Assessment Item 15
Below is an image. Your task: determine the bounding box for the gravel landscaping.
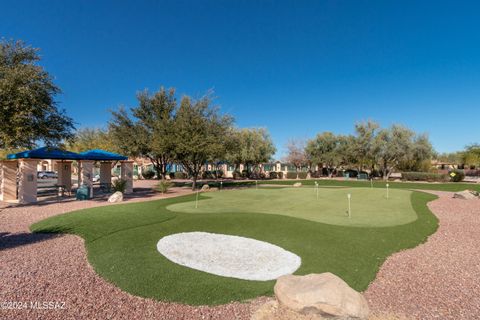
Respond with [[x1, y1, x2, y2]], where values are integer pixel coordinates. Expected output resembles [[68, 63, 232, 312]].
[[0, 183, 265, 319], [365, 191, 480, 319], [157, 232, 301, 281], [1, 184, 479, 319]]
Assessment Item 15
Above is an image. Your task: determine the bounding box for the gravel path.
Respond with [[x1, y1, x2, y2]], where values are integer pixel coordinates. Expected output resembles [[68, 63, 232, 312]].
[[365, 191, 480, 319], [0, 182, 265, 319]]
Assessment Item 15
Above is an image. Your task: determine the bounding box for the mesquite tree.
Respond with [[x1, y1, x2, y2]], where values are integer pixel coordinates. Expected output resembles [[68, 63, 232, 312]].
[[0, 39, 74, 149]]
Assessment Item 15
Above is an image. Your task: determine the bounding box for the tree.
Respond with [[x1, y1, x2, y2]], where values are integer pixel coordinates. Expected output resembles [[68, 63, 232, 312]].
[[109, 88, 176, 179], [172, 95, 233, 190], [306, 132, 345, 177], [0, 39, 74, 149], [397, 133, 435, 172], [462, 144, 480, 168], [284, 139, 307, 174], [225, 128, 276, 176], [374, 125, 416, 179], [351, 120, 379, 171], [68, 127, 117, 153]]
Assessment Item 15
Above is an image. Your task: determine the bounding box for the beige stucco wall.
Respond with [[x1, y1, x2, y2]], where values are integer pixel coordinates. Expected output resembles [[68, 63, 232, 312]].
[[57, 161, 72, 192], [0, 161, 18, 201], [100, 162, 112, 185], [18, 159, 38, 204]]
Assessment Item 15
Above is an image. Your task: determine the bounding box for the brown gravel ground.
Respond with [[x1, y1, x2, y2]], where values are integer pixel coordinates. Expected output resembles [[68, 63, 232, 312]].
[[1, 186, 479, 319], [365, 191, 480, 320], [0, 181, 266, 320]]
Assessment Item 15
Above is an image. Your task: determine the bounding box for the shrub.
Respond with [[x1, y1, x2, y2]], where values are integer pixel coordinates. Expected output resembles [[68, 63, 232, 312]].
[[286, 172, 298, 179], [156, 179, 173, 194], [232, 171, 242, 180], [268, 171, 278, 179], [449, 170, 465, 182], [277, 172, 284, 179], [401, 172, 449, 182], [241, 169, 249, 178], [249, 171, 266, 179], [336, 170, 344, 178], [142, 169, 155, 179], [174, 172, 187, 179], [112, 179, 127, 193], [215, 170, 224, 178], [310, 170, 322, 178], [298, 172, 308, 179]]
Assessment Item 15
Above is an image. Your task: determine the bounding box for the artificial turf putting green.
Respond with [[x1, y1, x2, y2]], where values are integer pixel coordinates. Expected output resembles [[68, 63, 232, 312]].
[[168, 187, 417, 227], [31, 189, 438, 305]]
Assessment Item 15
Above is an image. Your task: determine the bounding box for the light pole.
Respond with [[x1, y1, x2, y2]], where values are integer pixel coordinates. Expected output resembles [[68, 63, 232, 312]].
[[315, 181, 319, 200], [386, 183, 389, 199]]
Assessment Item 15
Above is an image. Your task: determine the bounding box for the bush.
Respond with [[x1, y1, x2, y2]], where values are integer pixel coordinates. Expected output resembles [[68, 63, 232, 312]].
[[268, 171, 278, 179], [249, 171, 266, 179], [112, 179, 128, 193], [241, 169, 249, 178], [336, 170, 344, 178], [277, 172, 284, 179], [232, 171, 242, 180], [174, 172, 187, 179], [215, 170, 224, 178], [310, 170, 322, 178], [286, 172, 298, 179], [142, 169, 155, 179], [449, 170, 465, 182], [401, 172, 449, 182], [298, 172, 308, 179], [156, 179, 173, 194]]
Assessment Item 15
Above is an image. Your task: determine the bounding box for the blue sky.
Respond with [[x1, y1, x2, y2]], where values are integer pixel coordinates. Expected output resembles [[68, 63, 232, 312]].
[[2, 0, 479, 158]]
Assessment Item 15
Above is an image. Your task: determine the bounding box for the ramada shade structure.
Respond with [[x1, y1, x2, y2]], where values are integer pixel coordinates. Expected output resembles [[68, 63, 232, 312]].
[[1, 147, 132, 204]]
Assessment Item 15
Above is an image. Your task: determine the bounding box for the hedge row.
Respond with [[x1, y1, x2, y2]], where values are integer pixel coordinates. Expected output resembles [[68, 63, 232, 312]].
[[401, 172, 449, 182]]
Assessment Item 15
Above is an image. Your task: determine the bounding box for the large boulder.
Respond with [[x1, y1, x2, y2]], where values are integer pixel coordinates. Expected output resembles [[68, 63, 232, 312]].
[[200, 184, 210, 192], [274, 273, 369, 320], [293, 182, 302, 188], [108, 191, 123, 203], [453, 190, 479, 200]]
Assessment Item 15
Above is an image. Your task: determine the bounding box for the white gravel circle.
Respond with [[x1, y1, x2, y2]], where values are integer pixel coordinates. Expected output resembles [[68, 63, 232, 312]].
[[156, 232, 301, 281]]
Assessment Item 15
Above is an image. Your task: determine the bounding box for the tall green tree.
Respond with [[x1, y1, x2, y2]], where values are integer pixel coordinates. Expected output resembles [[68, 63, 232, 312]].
[[68, 127, 117, 153], [462, 144, 480, 168], [172, 95, 233, 190], [374, 125, 416, 179], [0, 39, 74, 149], [225, 128, 276, 175], [109, 88, 176, 179], [351, 120, 379, 171], [306, 132, 346, 177]]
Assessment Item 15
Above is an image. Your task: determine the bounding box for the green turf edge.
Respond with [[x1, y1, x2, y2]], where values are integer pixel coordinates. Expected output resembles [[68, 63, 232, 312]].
[[30, 191, 439, 306], [258, 179, 479, 192]]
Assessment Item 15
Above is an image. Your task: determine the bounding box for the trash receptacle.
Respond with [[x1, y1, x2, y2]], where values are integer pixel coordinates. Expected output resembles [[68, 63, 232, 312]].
[[76, 185, 91, 200]]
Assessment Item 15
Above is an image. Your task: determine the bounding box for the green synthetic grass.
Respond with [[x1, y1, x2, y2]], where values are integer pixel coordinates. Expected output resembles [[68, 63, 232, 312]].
[[259, 178, 480, 192], [168, 187, 417, 227], [31, 189, 438, 305]]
